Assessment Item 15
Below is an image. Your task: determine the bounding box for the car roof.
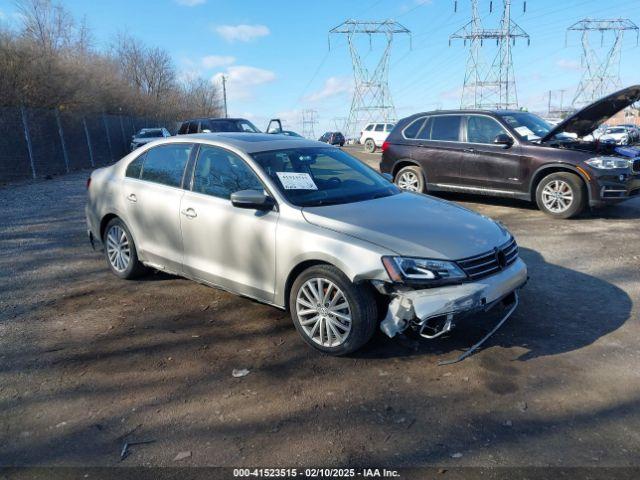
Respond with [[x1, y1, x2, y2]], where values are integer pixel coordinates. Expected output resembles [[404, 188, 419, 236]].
[[181, 117, 247, 123], [167, 132, 324, 153]]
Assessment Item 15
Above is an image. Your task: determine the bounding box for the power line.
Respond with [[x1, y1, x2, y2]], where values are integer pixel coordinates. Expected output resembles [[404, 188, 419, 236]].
[[329, 19, 411, 138]]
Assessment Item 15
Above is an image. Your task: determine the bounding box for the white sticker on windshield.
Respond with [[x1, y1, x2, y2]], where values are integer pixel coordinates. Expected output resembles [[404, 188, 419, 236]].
[[276, 172, 318, 190], [514, 126, 535, 137]]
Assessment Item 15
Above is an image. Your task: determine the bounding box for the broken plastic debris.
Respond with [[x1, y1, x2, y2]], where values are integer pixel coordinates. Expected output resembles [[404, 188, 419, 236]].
[[232, 368, 250, 378], [173, 451, 192, 461]]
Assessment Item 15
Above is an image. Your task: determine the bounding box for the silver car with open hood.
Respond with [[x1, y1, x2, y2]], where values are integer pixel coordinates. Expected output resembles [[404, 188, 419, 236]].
[[86, 133, 527, 357]]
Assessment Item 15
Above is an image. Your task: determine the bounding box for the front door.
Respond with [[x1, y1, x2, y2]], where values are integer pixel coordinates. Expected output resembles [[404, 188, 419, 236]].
[[180, 145, 278, 303], [458, 115, 524, 192]]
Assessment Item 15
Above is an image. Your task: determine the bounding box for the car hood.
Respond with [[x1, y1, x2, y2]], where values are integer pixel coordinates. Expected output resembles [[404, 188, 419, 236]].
[[541, 84, 640, 142], [301, 192, 509, 260]]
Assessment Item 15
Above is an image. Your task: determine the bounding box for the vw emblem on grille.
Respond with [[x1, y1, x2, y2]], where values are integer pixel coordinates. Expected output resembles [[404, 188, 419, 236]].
[[495, 248, 507, 269]]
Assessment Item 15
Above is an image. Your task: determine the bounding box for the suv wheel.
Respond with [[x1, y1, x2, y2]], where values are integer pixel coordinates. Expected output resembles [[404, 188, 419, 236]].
[[535, 172, 587, 219], [290, 265, 378, 355], [103, 218, 147, 279], [364, 139, 376, 153], [395, 165, 425, 193]]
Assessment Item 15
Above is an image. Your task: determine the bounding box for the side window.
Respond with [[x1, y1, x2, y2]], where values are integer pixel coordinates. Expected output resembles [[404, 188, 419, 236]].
[[374, 124, 384, 132], [430, 116, 462, 142], [385, 124, 394, 132], [416, 117, 434, 140], [364, 124, 373, 131], [192, 146, 264, 199], [403, 118, 426, 139], [126, 154, 145, 179], [140, 144, 193, 187], [187, 121, 199, 134], [178, 122, 188, 135], [467, 116, 508, 144]]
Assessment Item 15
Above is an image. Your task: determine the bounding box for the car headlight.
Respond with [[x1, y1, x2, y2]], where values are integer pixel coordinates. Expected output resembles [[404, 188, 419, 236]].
[[382, 256, 467, 285], [584, 157, 630, 169]]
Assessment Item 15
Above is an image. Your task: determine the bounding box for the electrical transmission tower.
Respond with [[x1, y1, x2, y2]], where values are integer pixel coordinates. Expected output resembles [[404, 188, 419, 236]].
[[567, 19, 639, 109], [450, 1, 529, 109], [332, 116, 348, 132], [329, 20, 410, 138], [300, 109, 318, 139]]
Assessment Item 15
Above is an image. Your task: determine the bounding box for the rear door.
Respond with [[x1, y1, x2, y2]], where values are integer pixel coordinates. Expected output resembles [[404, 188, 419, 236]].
[[122, 143, 194, 272], [411, 114, 464, 186], [179, 145, 278, 302], [459, 114, 524, 192]]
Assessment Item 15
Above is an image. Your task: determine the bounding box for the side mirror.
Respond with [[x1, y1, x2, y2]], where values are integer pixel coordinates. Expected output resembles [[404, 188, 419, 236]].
[[266, 119, 283, 134], [382, 173, 393, 182], [230, 190, 275, 211], [493, 133, 514, 147]]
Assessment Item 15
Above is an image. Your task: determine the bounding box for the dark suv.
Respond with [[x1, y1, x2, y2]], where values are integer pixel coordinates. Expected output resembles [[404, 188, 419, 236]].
[[178, 117, 260, 134], [319, 131, 345, 146], [380, 85, 640, 218]]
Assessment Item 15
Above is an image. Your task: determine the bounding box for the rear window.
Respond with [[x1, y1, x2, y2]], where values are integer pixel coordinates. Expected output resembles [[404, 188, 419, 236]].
[[430, 116, 462, 142], [403, 117, 427, 139]]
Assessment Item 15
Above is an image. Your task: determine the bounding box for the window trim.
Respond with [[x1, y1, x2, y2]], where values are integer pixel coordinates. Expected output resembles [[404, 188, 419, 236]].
[[187, 143, 276, 204], [463, 114, 519, 146], [401, 116, 428, 140]]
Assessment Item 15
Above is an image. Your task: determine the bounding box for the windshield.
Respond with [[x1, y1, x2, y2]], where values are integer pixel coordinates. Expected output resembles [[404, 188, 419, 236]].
[[498, 112, 553, 141], [607, 128, 625, 134], [238, 120, 260, 133], [251, 147, 399, 207], [136, 129, 163, 138]]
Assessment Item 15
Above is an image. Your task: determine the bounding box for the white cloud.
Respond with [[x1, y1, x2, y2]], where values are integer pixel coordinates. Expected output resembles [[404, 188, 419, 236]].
[[214, 24, 270, 43], [201, 55, 236, 69], [212, 65, 276, 101], [556, 59, 582, 71], [175, 0, 206, 6], [306, 76, 353, 102]]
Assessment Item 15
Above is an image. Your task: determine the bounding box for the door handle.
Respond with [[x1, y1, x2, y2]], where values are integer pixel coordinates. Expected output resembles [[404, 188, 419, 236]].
[[463, 148, 476, 153], [181, 208, 197, 218], [127, 193, 137, 203]]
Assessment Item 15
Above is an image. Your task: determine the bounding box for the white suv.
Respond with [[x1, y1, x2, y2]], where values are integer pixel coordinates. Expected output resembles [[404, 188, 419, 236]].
[[360, 122, 395, 153]]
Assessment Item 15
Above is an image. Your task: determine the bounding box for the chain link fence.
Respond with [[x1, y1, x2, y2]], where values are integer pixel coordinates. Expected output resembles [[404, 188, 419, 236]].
[[0, 106, 176, 184]]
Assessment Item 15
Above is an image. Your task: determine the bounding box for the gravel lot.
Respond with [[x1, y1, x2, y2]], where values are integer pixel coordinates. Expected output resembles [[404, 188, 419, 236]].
[[1, 146, 639, 469]]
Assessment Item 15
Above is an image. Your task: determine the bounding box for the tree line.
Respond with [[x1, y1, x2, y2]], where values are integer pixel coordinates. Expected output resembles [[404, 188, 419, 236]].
[[0, 0, 222, 123]]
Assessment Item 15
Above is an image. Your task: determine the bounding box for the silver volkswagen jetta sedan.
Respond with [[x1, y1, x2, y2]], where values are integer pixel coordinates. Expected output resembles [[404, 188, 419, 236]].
[[86, 133, 527, 356]]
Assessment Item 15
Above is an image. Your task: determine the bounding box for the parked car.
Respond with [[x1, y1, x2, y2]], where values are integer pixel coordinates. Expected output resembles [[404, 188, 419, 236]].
[[177, 117, 261, 134], [86, 133, 527, 355], [360, 122, 395, 153], [380, 85, 640, 219], [130, 128, 171, 151], [599, 126, 631, 145], [319, 131, 345, 146], [616, 124, 640, 143]]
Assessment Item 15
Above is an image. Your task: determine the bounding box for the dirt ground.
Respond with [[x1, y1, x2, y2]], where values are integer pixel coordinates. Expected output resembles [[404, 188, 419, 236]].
[[1, 146, 639, 470]]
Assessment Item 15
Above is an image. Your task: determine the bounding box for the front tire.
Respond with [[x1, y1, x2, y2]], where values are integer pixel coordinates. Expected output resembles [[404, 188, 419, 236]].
[[364, 138, 376, 153], [535, 172, 587, 219], [103, 218, 147, 279], [289, 265, 378, 355], [394, 165, 426, 193]]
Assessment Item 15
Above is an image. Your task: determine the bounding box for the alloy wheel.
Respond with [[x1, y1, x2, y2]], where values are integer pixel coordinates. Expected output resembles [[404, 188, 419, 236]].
[[106, 225, 131, 272], [397, 171, 420, 191], [541, 179, 574, 213], [295, 278, 352, 348]]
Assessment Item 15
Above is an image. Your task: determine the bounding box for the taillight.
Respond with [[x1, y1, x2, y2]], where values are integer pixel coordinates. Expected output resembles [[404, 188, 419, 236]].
[[86, 177, 91, 189], [381, 141, 390, 152]]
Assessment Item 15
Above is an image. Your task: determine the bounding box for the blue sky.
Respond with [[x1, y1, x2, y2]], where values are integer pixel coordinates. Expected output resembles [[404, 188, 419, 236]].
[[1, 0, 639, 135]]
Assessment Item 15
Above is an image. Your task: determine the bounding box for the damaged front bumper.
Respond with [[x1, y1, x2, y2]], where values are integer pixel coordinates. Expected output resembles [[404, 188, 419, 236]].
[[380, 258, 528, 338]]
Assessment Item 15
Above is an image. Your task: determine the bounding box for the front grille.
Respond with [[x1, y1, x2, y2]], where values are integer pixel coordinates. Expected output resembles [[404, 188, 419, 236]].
[[457, 237, 518, 280], [632, 159, 640, 174]]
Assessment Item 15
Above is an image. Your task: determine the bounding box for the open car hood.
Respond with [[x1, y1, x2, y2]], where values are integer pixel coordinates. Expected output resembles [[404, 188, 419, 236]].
[[541, 85, 640, 142]]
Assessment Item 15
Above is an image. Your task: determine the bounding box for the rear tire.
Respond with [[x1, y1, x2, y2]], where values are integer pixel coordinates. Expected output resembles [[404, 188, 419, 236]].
[[394, 165, 426, 193], [535, 172, 587, 219], [103, 218, 148, 279], [289, 265, 378, 356], [364, 138, 376, 153]]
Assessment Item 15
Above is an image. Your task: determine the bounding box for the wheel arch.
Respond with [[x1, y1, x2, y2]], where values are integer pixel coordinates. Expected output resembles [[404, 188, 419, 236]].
[[529, 164, 591, 202], [283, 259, 335, 312]]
